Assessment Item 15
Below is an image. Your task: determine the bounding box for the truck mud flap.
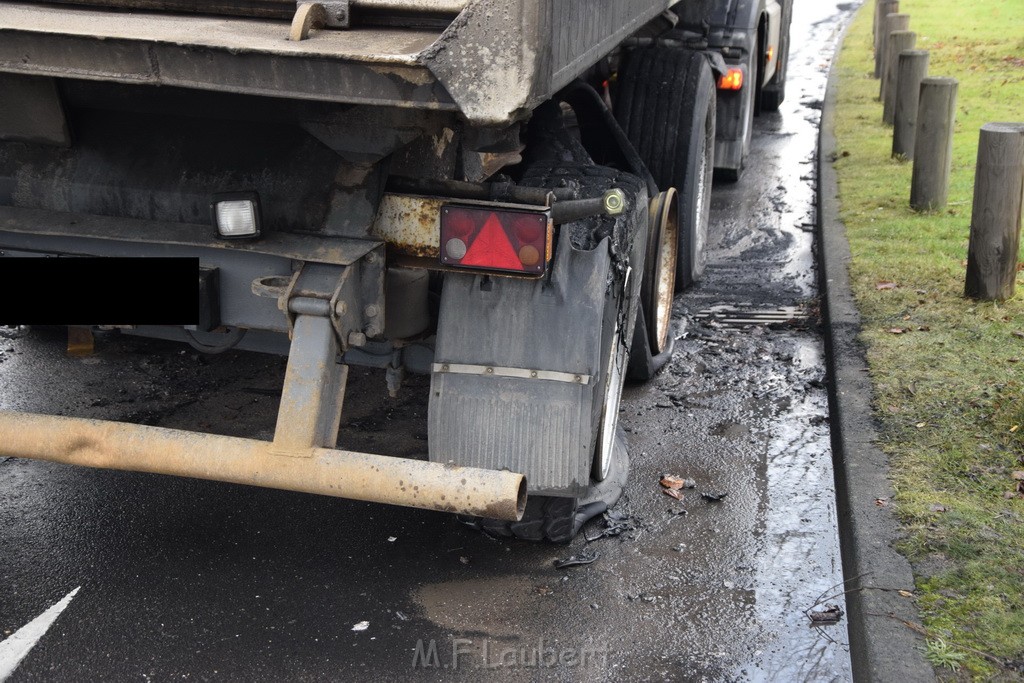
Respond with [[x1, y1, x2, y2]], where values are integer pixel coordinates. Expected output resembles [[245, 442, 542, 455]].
[[428, 227, 615, 496]]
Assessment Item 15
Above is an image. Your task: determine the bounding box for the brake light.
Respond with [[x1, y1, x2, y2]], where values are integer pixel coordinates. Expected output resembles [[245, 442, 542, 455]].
[[717, 68, 744, 91], [766, 46, 775, 63], [440, 205, 552, 276]]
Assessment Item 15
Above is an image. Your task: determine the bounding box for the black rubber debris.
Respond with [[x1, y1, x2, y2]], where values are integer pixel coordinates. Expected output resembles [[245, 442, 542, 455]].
[[584, 510, 637, 542], [553, 550, 599, 569]]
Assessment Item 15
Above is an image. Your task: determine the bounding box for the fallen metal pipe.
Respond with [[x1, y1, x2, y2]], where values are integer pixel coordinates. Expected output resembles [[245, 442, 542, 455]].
[[0, 411, 526, 521]]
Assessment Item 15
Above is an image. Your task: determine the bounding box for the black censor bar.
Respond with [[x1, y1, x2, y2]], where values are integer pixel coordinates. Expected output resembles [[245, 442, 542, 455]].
[[0, 257, 200, 326]]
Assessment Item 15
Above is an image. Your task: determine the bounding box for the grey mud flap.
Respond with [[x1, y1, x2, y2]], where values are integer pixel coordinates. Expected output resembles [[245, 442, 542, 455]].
[[429, 219, 639, 541], [429, 227, 613, 497]]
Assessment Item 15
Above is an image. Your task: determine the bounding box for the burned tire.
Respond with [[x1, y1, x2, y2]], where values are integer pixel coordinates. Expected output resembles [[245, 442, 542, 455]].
[[615, 48, 714, 291], [460, 496, 587, 543], [627, 309, 674, 381], [459, 428, 629, 543]]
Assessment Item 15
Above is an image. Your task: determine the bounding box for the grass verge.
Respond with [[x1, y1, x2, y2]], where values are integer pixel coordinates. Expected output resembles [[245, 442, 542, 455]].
[[832, 0, 1024, 678]]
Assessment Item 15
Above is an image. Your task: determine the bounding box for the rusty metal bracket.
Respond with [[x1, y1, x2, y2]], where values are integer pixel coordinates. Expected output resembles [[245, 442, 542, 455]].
[[251, 248, 384, 350], [289, 1, 350, 41]]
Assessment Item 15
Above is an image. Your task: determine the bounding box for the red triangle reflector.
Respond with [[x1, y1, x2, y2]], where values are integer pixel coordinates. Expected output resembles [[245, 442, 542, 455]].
[[460, 214, 523, 271]]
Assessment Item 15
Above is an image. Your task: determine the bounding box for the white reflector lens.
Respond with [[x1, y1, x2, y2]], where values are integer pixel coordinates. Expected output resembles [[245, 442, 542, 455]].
[[215, 200, 259, 238]]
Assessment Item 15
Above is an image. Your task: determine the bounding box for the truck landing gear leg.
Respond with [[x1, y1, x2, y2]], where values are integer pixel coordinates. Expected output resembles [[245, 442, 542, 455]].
[[273, 314, 348, 452]]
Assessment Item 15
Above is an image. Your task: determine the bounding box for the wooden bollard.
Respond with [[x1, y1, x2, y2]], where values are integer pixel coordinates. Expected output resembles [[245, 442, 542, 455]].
[[883, 31, 917, 125], [893, 50, 930, 158], [965, 123, 1024, 300], [874, 0, 899, 78], [872, 0, 886, 47], [879, 14, 911, 101], [911, 78, 958, 211]]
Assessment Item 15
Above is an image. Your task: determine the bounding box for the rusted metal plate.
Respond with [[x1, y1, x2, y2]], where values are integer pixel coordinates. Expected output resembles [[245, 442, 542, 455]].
[[0, 205, 381, 267], [371, 193, 443, 258]]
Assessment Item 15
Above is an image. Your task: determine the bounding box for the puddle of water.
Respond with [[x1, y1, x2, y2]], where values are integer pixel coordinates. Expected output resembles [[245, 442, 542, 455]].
[[748, 340, 849, 681]]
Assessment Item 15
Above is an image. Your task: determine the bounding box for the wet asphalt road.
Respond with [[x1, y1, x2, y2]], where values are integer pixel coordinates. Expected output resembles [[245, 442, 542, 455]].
[[0, 2, 859, 680]]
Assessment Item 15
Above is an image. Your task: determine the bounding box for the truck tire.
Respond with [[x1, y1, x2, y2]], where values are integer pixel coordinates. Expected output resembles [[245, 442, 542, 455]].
[[761, 81, 785, 112], [459, 428, 628, 543], [615, 48, 714, 291], [627, 309, 674, 381]]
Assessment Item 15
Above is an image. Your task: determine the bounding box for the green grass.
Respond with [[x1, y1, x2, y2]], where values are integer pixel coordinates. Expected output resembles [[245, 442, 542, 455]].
[[927, 638, 970, 673], [832, 0, 1024, 678]]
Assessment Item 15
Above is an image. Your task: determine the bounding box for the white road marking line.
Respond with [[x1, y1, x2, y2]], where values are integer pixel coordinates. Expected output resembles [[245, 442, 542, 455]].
[[0, 587, 80, 683]]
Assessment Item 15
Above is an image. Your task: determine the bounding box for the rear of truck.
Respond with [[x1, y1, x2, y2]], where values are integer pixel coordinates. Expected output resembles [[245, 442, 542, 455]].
[[0, 0, 728, 540]]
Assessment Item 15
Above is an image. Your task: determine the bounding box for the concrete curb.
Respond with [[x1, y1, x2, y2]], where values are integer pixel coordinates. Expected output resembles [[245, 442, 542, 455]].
[[817, 27, 937, 683]]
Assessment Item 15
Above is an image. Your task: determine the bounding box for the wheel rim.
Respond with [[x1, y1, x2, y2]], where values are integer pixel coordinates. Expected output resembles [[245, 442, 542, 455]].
[[693, 111, 712, 279], [594, 315, 626, 481], [647, 190, 679, 354]]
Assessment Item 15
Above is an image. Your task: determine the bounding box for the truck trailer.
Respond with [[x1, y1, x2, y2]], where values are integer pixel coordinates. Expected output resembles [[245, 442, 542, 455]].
[[0, 0, 791, 541]]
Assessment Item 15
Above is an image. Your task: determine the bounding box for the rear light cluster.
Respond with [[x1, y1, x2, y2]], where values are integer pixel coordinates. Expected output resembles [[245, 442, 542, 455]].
[[717, 68, 744, 91], [440, 205, 553, 276]]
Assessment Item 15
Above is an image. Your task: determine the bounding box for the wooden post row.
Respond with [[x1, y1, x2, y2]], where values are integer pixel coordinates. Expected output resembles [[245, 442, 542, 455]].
[[872, 0, 878, 41], [910, 78, 958, 211], [965, 123, 1024, 300], [893, 50, 930, 158], [874, 0, 899, 78], [879, 14, 910, 101], [883, 31, 917, 125]]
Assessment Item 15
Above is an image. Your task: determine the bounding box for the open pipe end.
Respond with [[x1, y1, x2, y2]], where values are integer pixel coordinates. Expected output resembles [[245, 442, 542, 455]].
[[478, 473, 527, 522], [514, 476, 528, 521]]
